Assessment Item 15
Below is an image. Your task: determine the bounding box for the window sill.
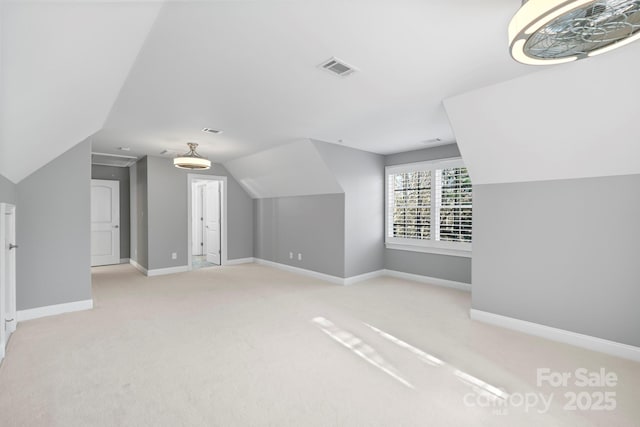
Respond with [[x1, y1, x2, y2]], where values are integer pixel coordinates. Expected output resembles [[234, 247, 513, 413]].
[[385, 242, 472, 258]]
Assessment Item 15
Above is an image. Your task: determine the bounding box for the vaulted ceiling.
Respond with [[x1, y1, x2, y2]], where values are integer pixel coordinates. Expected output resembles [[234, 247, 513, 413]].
[[0, 0, 531, 183], [1, 1, 639, 185]]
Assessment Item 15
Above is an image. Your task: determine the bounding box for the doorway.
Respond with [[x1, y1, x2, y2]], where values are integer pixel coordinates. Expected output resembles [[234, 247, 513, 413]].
[[0, 203, 16, 362], [91, 179, 120, 266], [187, 175, 227, 270]]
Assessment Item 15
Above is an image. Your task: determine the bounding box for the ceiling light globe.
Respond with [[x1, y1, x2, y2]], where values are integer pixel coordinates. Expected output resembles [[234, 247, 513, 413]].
[[173, 143, 212, 170]]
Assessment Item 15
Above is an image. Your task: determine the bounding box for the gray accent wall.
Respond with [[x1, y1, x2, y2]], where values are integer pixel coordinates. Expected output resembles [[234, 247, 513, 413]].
[[0, 173, 16, 204], [91, 164, 130, 259], [15, 140, 92, 310], [384, 144, 462, 167], [313, 141, 385, 277], [384, 144, 472, 284], [145, 156, 253, 270], [473, 175, 640, 347], [130, 158, 149, 269], [386, 250, 472, 284], [254, 194, 345, 277]]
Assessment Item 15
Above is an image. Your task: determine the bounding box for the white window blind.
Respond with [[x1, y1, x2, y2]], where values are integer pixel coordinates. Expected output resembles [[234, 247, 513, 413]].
[[385, 158, 472, 256], [435, 167, 472, 243], [389, 171, 431, 240]]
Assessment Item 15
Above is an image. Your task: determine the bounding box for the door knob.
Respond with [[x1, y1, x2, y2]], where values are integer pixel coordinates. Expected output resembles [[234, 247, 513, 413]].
[[114, 225, 119, 229], [9, 243, 17, 250]]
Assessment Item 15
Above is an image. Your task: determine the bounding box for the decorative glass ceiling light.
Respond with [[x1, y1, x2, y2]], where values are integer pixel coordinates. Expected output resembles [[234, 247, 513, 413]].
[[509, 0, 640, 65], [173, 143, 211, 170]]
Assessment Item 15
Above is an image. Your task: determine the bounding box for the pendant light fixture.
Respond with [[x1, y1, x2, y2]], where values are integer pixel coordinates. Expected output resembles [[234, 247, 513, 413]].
[[509, 0, 640, 65], [173, 143, 211, 170]]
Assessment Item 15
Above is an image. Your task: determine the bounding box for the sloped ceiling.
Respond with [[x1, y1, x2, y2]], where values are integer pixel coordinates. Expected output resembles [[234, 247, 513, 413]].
[[4, 0, 640, 186], [89, 0, 531, 164], [444, 43, 640, 185], [224, 139, 343, 198], [0, 1, 161, 182]]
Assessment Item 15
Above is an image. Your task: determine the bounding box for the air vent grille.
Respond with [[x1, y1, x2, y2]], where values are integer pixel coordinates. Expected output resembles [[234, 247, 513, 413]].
[[202, 128, 223, 134], [319, 57, 357, 77], [92, 152, 137, 168]]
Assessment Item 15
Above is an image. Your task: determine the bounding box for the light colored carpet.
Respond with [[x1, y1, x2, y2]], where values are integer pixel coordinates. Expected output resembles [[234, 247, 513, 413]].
[[0, 263, 638, 426]]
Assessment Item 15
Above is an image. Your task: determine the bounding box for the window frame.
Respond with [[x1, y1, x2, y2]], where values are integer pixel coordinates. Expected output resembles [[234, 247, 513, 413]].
[[385, 157, 472, 258]]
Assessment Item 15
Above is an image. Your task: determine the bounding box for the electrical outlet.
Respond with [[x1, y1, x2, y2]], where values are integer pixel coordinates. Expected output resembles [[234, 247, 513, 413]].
[[171, 252, 177, 260], [289, 252, 293, 259], [298, 253, 302, 261]]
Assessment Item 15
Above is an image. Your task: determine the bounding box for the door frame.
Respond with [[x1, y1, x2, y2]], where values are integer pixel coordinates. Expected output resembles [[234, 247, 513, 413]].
[[0, 203, 16, 362], [187, 174, 227, 269]]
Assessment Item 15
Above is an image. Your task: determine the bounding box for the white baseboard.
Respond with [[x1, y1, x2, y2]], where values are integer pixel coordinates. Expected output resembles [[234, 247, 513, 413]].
[[17, 299, 94, 322], [130, 259, 148, 275], [130, 260, 188, 277], [384, 269, 471, 292], [147, 265, 190, 277], [470, 309, 640, 363], [255, 258, 346, 285], [252, 259, 472, 290], [343, 270, 386, 285], [119, 258, 130, 264], [225, 257, 255, 266]]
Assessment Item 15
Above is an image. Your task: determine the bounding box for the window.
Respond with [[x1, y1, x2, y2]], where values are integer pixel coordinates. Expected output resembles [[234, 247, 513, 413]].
[[385, 158, 472, 257]]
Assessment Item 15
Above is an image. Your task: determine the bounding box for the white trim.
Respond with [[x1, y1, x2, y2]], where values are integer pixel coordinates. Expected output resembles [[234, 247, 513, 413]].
[[385, 243, 472, 258], [17, 299, 94, 322], [470, 309, 640, 363], [130, 259, 191, 277], [119, 258, 130, 264], [343, 270, 385, 285], [187, 174, 228, 269], [129, 259, 148, 275], [384, 269, 471, 292], [146, 265, 190, 277], [253, 259, 472, 290], [255, 258, 345, 285], [225, 257, 255, 266]]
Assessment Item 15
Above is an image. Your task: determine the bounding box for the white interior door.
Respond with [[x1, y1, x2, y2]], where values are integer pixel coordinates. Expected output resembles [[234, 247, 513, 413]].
[[0, 203, 16, 362], [204, 181, 221, 265], [192, 183, 205, 256], [91, 180, 120, 266]]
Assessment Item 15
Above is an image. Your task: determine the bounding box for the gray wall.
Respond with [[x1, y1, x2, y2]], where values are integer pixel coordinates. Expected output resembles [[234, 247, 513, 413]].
[[146, 156, 253, 270], [384, 144, 462, 167], [91, 164, 130, 259], [0, 173, 16, 204], [129, 162, 138, 264], [384, 144, 472, 283], [473, 174, 640, 347], [15, 140, 92, 310], [130, 158, 149, 269], [313, 141, 385, 277], [254, 194, 345, 277]]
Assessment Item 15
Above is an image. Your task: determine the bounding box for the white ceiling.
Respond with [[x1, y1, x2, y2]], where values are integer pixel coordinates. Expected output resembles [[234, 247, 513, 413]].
[[0, 0, 536, 182]]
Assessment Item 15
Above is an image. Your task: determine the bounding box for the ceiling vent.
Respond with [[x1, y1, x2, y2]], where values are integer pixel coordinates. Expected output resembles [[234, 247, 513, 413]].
[[160, 149, 179, 157], [318, 57, 358, 77], [202, 128, 223, 134], [91, 152, 137, 168]]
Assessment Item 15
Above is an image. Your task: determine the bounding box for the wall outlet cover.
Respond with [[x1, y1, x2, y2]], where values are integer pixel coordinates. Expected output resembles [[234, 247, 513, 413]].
[[171, 252, 177, 260]]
